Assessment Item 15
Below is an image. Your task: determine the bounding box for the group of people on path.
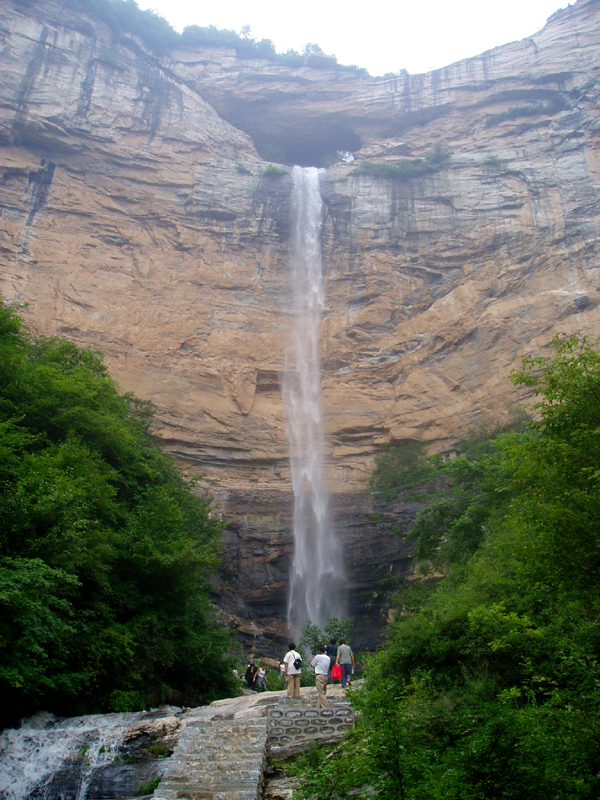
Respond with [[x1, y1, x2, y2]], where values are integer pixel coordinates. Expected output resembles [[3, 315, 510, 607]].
[[283, 638, 355, 708], [243, 660, 268, 692]]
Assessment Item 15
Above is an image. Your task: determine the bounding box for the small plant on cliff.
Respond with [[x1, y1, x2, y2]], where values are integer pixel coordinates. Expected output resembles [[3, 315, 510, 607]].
[[135, 776, 161, 796], [484, 95, 570, 127], [92, 49, 125, 71], [352, 143, 450, 181], [263, 164, 288, 178]]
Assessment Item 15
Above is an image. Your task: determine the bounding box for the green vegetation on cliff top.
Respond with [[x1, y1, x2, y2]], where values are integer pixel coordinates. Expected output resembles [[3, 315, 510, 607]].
[[0, 300, 238, 729], [48, 0, 367, 73]]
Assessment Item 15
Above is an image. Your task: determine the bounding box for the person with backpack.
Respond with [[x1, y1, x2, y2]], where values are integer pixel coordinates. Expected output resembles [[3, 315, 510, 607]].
[[283, 642, 302, 697]]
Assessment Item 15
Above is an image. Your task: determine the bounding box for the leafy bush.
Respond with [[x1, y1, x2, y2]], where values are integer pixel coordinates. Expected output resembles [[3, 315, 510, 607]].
[[136, 775, 161, 796], [263, 164, 288, 177], [299, 617, 353, 658], [370, 440, 436, 498], [0, 300, 238, 727]]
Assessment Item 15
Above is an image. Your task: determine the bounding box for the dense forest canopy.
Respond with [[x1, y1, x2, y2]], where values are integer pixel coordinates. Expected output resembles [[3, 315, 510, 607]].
[[0, 301, 238, 730], [300, 335, 600, 799]]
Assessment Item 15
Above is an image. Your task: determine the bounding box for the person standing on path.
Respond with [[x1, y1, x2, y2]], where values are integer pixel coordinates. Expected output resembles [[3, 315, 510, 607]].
[[335, 639, 355, 689], [325, 639, 337, 679], [311, 646, 331, 708], [283, 642, 302, 697], [256, 665, 268, 692]]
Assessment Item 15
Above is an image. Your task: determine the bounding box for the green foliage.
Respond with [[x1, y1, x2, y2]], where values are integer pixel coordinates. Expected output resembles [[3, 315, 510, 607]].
[[136, 775, 161, 796], [299, 617, 353, 658], [92, 49, 125, 71], [61, 0, 368, 72], [482, 155, 510, 168], [299, 621, 324, 658], [323, 617, 353, 644], [0, 300, 238, 727], [263, 164, 288, 177], [485, 95, 570, 127], [373, 417, 529, 567], [64, 0, 178, 54], [297, 335, 600, 798], [370, 440, 436, 498], [353, 144, 450, 182]]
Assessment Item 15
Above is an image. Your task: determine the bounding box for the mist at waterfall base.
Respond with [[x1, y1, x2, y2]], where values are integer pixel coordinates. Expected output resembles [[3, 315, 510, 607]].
[[284, 166, 346, 636]]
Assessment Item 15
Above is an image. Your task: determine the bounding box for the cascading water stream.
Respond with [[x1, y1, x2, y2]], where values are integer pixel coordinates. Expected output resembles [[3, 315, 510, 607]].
[[0, 711, 143, 800], [284, 166, 345, 634]]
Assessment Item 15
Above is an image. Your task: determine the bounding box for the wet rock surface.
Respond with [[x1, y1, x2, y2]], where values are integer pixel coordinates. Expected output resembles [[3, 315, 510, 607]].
[[0, 709, 182, 800]]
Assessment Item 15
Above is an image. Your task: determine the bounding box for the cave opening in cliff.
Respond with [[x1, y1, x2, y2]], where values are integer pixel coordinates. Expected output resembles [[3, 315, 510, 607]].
[[254, 126, 362, 168]]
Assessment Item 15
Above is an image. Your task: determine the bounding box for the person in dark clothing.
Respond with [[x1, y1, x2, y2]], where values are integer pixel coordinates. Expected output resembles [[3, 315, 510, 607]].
[[244, 659, 259, 689], [325, 639, 337, 678]]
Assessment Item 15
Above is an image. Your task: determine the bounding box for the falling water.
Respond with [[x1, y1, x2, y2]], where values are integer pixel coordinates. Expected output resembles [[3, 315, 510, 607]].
[[0, 711, 142, 800], [284, 166, 345, 634]]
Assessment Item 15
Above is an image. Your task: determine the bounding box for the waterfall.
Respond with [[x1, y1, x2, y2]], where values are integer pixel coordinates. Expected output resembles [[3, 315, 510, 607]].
[[284, 166, 345, 634]]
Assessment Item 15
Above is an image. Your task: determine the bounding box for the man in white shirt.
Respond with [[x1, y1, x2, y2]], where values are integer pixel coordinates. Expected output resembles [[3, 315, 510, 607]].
[[311, 645, 331, 708], [283, 642, 302, 697]]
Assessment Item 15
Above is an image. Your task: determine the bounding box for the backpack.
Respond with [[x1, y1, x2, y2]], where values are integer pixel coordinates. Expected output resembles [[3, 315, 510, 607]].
[[293, 654, 302, 670]]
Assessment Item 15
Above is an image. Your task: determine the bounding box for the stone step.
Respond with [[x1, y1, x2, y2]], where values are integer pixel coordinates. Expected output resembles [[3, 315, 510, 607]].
[[154, 714, 268, 800]]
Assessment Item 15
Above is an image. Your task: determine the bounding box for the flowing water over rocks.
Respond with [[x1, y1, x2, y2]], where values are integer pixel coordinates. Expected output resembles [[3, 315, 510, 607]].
[[0, 708, 181, 800]]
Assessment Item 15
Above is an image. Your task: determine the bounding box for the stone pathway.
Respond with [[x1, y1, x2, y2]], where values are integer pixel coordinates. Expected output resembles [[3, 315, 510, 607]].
[[153, 685, 351, 800]]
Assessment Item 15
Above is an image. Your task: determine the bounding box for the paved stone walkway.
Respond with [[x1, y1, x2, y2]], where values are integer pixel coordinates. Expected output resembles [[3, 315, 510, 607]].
[[154, 685, 350, 800]]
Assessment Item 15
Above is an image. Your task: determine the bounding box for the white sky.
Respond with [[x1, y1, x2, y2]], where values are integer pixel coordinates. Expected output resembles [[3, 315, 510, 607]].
[[137, 0, 570, 76]]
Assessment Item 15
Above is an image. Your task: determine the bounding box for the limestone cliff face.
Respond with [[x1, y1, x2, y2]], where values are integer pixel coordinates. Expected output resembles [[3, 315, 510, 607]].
[[2, 0, 600, 646]]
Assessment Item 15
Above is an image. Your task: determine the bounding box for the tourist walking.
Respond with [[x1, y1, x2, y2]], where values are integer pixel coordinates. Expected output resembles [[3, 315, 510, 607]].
[[244, 659, 258, 689], [256, 665, 268, 692], [335, 639, 355, 689], [283, 642, 302, 697], [325, 638, 337, 678], [311, 646, 331, 708]]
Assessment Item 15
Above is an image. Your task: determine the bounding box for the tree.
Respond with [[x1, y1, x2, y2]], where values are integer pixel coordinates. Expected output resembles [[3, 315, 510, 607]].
[[0, 301, 238, 726], [299, 617, 353, 657]]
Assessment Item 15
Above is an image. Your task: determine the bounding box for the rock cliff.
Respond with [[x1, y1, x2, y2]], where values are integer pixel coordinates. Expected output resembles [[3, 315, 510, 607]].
[[1, 0, 600, 649]]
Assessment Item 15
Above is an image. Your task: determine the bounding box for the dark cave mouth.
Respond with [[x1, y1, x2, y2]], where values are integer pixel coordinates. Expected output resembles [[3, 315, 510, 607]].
[[253, 127, 362, 168]]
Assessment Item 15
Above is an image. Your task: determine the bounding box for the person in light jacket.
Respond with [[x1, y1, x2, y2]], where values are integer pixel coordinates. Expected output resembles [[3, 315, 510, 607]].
[[311, 645, 331, 708], [283, 642, 302, 697]]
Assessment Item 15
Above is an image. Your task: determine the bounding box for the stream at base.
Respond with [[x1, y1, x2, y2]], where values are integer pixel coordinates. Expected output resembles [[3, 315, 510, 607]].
[[0, 708, 180, 800]]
